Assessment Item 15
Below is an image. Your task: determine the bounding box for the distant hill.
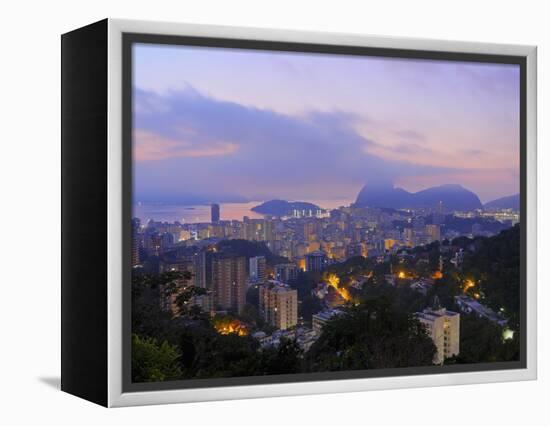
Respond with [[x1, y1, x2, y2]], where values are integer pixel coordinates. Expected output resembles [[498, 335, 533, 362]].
[[484, 194, 520, 211], [216, 239, 288, 266], [354, 183, 482, 211], [251, 199, 323, 216]]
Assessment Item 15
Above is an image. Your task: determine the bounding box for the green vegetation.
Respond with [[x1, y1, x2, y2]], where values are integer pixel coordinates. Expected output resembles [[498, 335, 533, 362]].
[[306, 298, 436, 371], [132, 271, 439, 381], [310, 225, 521, 365], [457, 225, 521, 328], [443, 215, 508, 235], [132, 334, 182, 382], [131, 225, 521, 382], [447, 315, 519, 364], [216, 239, 288, 266]]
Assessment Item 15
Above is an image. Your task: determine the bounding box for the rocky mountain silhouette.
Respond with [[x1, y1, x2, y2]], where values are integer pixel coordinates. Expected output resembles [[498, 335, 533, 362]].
[[354, 182, 483, 211]]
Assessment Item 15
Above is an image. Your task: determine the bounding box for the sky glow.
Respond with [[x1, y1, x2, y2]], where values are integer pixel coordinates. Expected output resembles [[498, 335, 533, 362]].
[[133, 43, 520, 205]]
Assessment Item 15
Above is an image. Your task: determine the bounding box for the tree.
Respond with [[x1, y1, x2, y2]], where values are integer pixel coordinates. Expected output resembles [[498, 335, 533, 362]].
[[132, 271, 192, 343], [361, 280, 427, 315], [173, 285, 207, 315], [240, 303, 270, 331], [306, 297, 436, 371], [291, 270, 317, 299], [132, 334, 182, 382], [299, 294, 323, 323], [450, 225, 520, 328], [448, 315, 519, 364], [216, 239, 288, 266], [183, 331, 262, 378], [260, 338, 303, 375]]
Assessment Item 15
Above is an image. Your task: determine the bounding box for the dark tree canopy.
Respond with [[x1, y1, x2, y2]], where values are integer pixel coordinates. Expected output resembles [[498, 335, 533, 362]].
[[132, 334, 182, 382], [216, 239, 288, 266], [306, 298, 436, 371], [130, 225, 520, 383]]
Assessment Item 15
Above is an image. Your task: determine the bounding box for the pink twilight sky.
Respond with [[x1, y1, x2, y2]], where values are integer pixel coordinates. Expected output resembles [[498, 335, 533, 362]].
[[132, 43, 520, 205]]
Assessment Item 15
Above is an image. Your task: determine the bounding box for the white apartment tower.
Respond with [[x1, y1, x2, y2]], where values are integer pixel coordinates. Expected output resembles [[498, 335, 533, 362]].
[[416, 303, 460, 364]]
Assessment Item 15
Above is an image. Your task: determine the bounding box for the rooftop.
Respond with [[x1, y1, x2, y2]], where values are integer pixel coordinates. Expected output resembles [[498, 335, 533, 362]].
[[313, 309, 344, 321], [416, 307, 459, 321], [263, 280, 295, 293], [306, 250, 326, 257], [455, 295, 508, 325]]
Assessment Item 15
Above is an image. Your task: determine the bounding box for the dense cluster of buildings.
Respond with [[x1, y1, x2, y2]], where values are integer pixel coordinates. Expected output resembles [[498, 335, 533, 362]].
[[133, 201, 515, 275], [133, 201, 517, 362], [133, 203, 454, 272]]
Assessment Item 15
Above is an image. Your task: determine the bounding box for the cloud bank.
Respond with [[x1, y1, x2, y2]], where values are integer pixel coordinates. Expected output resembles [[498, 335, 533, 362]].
[[133, 87, 471, 205]]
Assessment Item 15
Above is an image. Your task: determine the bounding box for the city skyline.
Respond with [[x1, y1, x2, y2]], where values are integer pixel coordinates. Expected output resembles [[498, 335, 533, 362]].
[[130, 42, 521, 384], [133, 43, 520, 205]]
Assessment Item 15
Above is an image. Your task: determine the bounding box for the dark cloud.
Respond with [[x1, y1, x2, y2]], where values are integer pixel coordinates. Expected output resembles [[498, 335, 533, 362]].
[[134, 87, 458, 203]]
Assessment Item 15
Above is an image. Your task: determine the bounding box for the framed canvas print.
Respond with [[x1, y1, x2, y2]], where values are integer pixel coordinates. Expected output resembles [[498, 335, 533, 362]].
[[61, 19, 537, 407]]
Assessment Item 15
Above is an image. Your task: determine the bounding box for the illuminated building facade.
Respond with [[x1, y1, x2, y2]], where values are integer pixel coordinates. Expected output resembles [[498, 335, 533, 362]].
[[211, 255, 247, 313], [384, 238, 398, 251], [416, 305, 460, 364], [425, 224, 441, 242], [403, 227, 414, 246], [259, 280, 298, 330]]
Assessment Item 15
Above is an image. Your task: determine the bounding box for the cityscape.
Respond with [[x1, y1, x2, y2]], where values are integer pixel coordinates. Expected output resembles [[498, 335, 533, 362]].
[[131, 189, 520, 382], [130, 44, 521, 383]]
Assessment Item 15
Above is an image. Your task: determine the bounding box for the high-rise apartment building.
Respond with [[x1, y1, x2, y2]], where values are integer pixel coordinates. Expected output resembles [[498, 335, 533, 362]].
[[274, 263, 299, 283], [425, 224, 441, 243], [259, 280, 298, 330], [193, 251, 207, 289], [159, 252, 207, 289], [346, 242, 367, 259], [211, 255, 247, 313], [432, 201, 445, 225], [131, 218, 141, 267], [211, 203, 220, 223], [242, 218, 264, 241], [249, 256, 267, 283], [304, 221, 318, 242], [305, 250, 327, 272], [263, 219, 274, 244], [384, 238, 398, 251], [143, 230, 162, 256], [403, 227, 415, 246], [416, 304, 460, 364]]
